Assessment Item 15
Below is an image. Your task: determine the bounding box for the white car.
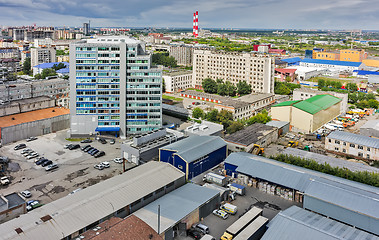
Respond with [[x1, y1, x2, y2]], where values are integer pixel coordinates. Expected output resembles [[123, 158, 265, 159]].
[[212, 209, 229, 219], [94, 164, 104, 170], [68, 188, 82, 195], [21, 190, 32, 198], [101, 161, 110, 168], [113, 158, 123, 164], [26, 153, 39, 159]]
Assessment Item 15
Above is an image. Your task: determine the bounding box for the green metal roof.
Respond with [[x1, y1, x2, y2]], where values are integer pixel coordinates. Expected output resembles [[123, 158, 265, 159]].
[[293, 94, 341, 115], [272, 100, 301, 107]]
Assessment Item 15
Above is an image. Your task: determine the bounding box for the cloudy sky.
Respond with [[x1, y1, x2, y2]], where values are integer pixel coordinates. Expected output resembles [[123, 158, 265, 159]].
[[0, 0, 378, 30]]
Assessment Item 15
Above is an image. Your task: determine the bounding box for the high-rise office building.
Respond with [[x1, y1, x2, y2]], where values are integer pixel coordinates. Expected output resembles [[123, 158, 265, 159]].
[[69, 36, 162, 138], [192, 49, 275, 94], [83, 23, 90, 36]]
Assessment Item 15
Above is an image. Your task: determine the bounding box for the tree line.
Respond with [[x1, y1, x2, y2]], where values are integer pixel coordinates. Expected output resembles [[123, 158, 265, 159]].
[[152, 52, 178, 68], [202, 78, 252, 97], [274, 81, 301, 95]]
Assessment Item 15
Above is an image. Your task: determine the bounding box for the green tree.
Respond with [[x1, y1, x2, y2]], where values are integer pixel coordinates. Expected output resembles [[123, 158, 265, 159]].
[[318, 79, 325, 88], [34, 73, 42, 79], [274, 83, 291, 95], [237, 81, 252, 95], [226, 121, 244, 134], [202, 78, 217, 94], [217, 83, 228, 96], [246, 109, 272, 125], [366, 93, 376, 100], [346, 83, 358, 92], [192, 107, 204, 119], [162, 78, 166, 93], [23, 57, 31, 75], [348, 93, 358, 104], [225, 81, 237, 97], [368, 99, 379, 109], [217, 109, 234, 129], [39, 68, 56, 79], [52, 63, 66, 71], [205, 109, 219, 122]]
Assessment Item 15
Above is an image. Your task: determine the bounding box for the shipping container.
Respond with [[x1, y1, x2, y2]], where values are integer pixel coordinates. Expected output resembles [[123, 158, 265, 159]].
[[203, 172, 228, 186], [229, 183, 246, 195]]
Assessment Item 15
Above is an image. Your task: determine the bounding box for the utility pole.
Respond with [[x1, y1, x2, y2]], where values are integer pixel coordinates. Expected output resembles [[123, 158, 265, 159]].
[[158, 205, 160, 235]]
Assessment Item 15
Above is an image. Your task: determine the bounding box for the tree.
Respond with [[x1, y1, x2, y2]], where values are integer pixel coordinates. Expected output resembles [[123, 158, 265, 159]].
[[205, 109, 219, 122], [368, 99, 379, 109], [366, 93, 376, 100], [162, 78, 166, 93], [348, 93, 358, 104], [226, 121, 244, 134], [217, 83, 228, 96], [346, 83, 358, 92], [274, 83, 291, 95], [52, 63, 66, 71], [217, 109, 234, 129], [237, 81, 252, 95], [202, 78, 217, 94], [23, 57, 31, 75], [192, 107, 204, 119], [225, 81, 237, 97], [38, 68, 56, 79], [246, 109, 272, 125]]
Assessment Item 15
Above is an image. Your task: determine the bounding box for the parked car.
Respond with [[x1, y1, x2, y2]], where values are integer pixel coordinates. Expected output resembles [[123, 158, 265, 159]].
[[68, 188, 82, 195], [14, 144, 26, 150], [88, 148, 97, 154], [91, 149, 100, 156], [36, 158, 48, 165], [26, 136, 37, 142], [41, 160, 53, 167], [0, 176, 10, 185], [212, 209, 229, 219], [26, 200, 42, 211], [109, 139, 115, 144], [26, 153, 39, 159], [64, 144, 73, 149], [193, 223, 209, 235], [80, 139, 92, 143], [81, 145, 91, 151], [45, 164, 58, 171], [187, 229, 202, 239], [68, 144, 80, 150], [99, 138, 107, 144], [22, 150, 35, 156], [85, 147, 94, 153], [101, 161, 110, 168], [94, 164, 104, 170], [21, 148, 32, 154], [113, 158, 123, 164], [35, 157, 47, 163], [20, 190, 32, 198], [94, 151, 105, 158]]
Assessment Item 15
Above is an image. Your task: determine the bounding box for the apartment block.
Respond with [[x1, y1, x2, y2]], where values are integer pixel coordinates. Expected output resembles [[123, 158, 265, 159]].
[[69, 36, 162, 138], [169, 44, 193, 66], [193, 50, 275, 94], [0, 48, 20, 60], [31, 47, 56, 69], [162, 70, 192, 93]]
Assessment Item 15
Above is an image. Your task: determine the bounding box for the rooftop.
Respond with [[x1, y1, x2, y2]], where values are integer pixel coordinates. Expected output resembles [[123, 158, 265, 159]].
[[0, 162, 184, 240], [301, 58, 362, 67], [85, 36, 141, 45], [5, 193, 25, 209], [133, 184, 219, 234], [161, 136, 226, 163], [33, 62, 69, 69], [162, 70, 192, 76], [262, 206, 379, 240], [360, 120, 379, 130], [224, 123, 276, 146], [184, 120, 223, 136], [293, 94, 341, 114], [265, 120, 289, 129], [327, 131, 379, 149], [236, 93, 274, 104], [0, 107, 69, 128], [272, 100, 300, 107], [280, 57, 302, 64]]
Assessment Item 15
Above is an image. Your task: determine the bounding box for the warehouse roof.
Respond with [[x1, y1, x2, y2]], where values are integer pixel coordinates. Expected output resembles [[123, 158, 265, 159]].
[[281, 57, 302, 64], [0, 107, 69, 128], [133, 183, 219, 234], [354, 70, 379, 76], [225, 123, 277, 147], [327, 131, 379, 149], [293, 94, 341, 114], [162, 136, 226, 163], [33, 62, 69, 69], [301, 58, 362, 67], [0, 162, 184, 240], [262, 206, 379, 240], [272, 100, 300, 107], [360, 120, 379, 130], [266, 120, 289, 129]]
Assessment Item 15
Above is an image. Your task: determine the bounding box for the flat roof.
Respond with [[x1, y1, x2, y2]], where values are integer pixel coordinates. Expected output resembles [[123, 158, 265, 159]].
[[133, 183, 219, 233], [360, 120, 379, 130], [272, 100, 300, 107], [0, 162, 184, 240], [301, 58, 362, 67], [5, 193, 25, 209], [225, 123, 276, 146], [327, 131, 379, 149], [293, 94, 341, 114], [266, 120, 289, 129], [262, 206, 379, 240], [185, 120, 223, 136], [236, 93, 274, 103], [162, 70, 192, 76], [0, 107, 70, 128], [161, 136, 226, 163]]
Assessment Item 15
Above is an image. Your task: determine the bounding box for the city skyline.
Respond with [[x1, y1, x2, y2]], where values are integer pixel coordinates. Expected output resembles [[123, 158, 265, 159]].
[[1, 0, 379, 30]]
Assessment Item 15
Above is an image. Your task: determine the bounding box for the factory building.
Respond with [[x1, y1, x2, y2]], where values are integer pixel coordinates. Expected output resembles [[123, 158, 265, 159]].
[[159, 136, 227, 179], [300, 59, 363, 72], [134, 183, 220, 240], [271, 94, 341, 133], [224, 152, 379, 236]]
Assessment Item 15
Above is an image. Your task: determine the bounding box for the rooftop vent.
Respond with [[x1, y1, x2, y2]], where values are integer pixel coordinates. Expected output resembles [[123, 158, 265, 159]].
[[15, 228, 23, 234], [41, 215, 52, 222], [12, 117, 15, 120]]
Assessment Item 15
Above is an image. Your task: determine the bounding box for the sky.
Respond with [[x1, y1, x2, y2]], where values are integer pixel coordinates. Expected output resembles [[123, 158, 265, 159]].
[[0, 0, 379, 30]]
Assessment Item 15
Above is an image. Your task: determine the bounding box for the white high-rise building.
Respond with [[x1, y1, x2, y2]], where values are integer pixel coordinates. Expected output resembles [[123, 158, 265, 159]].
[[192, 49, 275, 93], [30, 47, 56, 70], [69, 36, 162, 138]]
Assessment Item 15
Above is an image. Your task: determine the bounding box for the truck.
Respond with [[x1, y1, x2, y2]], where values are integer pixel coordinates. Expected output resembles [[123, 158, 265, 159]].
[[221, 207, 262, 240], [304, 134, 322, 141], [229, 183, 246, 196], [220, 203, 238, 215], [0, 176, 10, 185], [203, 172, 228, 187], [233, 216, 269, 240]]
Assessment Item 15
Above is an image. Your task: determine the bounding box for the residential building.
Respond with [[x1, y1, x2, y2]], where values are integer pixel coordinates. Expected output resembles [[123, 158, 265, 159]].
[[56, 55, 69, 62], [162, 70, 192, 93], [169, 44, 193, 66], [192, 50, 275, 94], [325, 131, 379, 161], [0, 161, 185, 240], [69, 36, 162, 138], [224, 152, 379, 236], [225, 123, 278, 152], [0, 48, 19, 60], [293, 88, 348, 113], [30, 47, 56, 70], [83, 23, 90, 35], [271, 94, 341, 133], [25, 27, 55, 41], [159, 135, 227, 179], [33, 38, 53, 48]]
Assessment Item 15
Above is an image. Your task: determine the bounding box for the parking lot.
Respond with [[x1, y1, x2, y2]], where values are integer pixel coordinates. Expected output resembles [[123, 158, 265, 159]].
[[0, 130, 134, 205]]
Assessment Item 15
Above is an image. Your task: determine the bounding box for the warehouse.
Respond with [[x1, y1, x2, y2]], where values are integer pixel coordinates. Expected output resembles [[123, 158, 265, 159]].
[[224, 152, 379, 235], [159, 136, 227, 179], [326, 130, 379, 161], [0, 162, 186, 240], [262, 206, 379, 240], [0, 193, 26, 224], [184, 120, 223, 137], [271, 94, 341, 133], [360, 120, 379, 138], [133, 183, 220, 240], [265, 120, 290, 136], [225, 123, 278, 152]]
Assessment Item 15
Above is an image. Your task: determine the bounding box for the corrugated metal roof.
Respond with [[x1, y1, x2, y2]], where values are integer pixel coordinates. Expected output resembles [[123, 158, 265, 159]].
[[354, 70, 379, 76], [327, 131, 379, 149], [262, 206, 379, 240], [162, 136, 226, 163], [293, 94, 341, 114], [266, 120, 290, 129], [360, 120, 379, 130], [301, 58, 362, 67], [0, 162, 185, 240], [33, 62, 69, 69], [281, 57, 302, 64], [272, 100, 300, 107], [133, 183, 219, 233]]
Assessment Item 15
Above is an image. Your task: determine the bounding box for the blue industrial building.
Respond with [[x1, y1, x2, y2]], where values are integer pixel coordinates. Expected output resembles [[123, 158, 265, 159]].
[[280, 57, 302, 66], [159, 136, 227, 179], [301, 58, 362, 67], [224, 152, 379, 236]]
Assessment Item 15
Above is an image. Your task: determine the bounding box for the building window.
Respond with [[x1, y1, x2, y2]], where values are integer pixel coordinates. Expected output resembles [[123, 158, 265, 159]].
[[343, 142, 346, 146], [367, 154, 370, 159], [334, 147, 339, 151], [343, 149, 346, 153], [358, 152, 363, 157], [335, 140, 340, 144], [350, 144, 355, 148], [328, 139, 331, 143], [367, 147, 370, 152], [358, 145, 363, 150]]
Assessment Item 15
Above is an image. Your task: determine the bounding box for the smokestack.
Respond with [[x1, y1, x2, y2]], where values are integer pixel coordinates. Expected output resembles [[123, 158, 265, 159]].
[[193, 12, 196, 37], [195, 11, 198, 37]]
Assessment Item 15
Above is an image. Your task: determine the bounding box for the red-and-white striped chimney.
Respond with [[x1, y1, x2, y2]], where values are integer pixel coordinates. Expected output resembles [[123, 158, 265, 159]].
[[193, 11, 198, 37]]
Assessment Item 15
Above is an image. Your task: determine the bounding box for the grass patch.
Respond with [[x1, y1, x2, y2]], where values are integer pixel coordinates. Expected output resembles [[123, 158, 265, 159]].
[[65, 138, 86, 142], [187, 88, 204, 92], [307, 76, 349, 83], [162, 95, 183, 101]]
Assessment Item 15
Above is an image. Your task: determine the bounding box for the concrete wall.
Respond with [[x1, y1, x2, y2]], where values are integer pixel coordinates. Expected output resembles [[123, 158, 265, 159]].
[[271, 106, 292, 123], [1, 114, 69, 144], [312, 102, 340, 131], [0, 204, 26, 224], [0, 98, 55, 117]]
